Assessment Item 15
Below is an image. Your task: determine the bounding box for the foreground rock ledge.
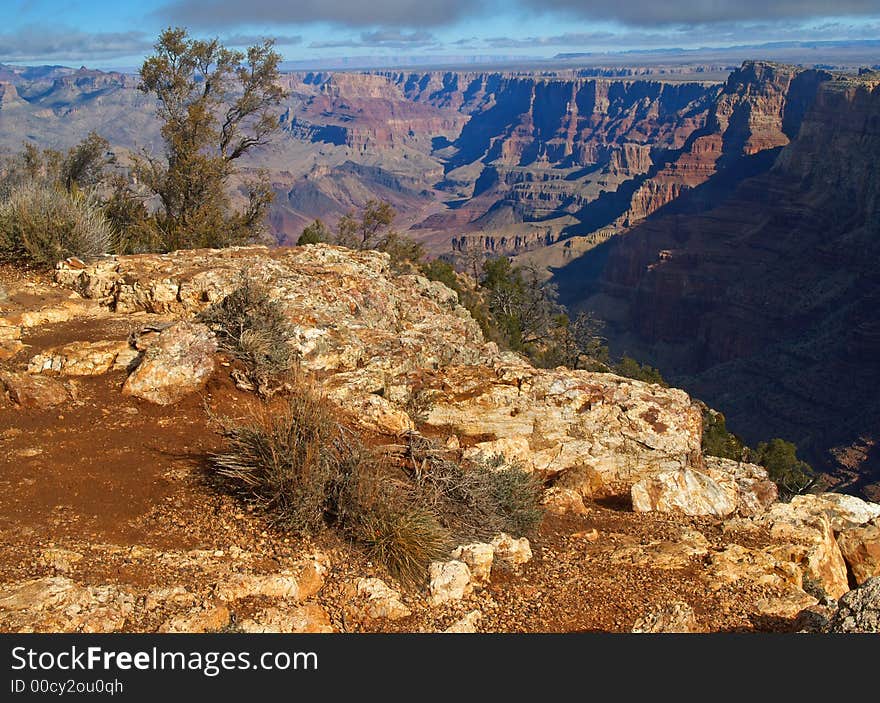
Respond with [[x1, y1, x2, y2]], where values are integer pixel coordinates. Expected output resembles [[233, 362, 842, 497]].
[[56, 245, 705, 495]]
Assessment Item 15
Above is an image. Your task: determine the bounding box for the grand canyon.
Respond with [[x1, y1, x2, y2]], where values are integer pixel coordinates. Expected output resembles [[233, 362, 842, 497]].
[[3, 57, 875, 488], [2, 23, 880, 638]]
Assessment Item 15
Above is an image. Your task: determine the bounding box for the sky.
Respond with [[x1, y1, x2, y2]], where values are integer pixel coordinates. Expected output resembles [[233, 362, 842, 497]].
[[1, 0, 879, 68]]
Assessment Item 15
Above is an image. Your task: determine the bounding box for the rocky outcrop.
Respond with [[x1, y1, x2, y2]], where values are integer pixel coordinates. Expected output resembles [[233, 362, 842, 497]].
[[8, 241, 880, 632], [420, 362, 703, 492], [122, 322, 217, 405], [56, 246, 707, 499], [0, 371, 69, 408]]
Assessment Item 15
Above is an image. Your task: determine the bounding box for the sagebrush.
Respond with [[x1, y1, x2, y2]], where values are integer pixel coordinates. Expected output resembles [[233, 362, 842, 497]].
[[210, 385, 341, 534], [210, 379, 451, 585], [210, 377, 544, 586], [198, 274, 296, 394], [0, 182, 112, 264]]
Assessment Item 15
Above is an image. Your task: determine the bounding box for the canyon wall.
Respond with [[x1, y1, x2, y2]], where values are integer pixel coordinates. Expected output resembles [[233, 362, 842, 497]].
[[558, 70, 880, 494]]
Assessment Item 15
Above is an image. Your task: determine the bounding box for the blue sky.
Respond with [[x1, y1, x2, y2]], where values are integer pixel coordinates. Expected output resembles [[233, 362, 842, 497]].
[[1, 0, 879, 67]]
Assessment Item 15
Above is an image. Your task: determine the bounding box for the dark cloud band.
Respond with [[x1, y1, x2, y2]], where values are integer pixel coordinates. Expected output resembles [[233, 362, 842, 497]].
[[160, 0, 474, 29], [0, 27, 153, 61], [532, 0, 880, 26], [158, 0, 880, 30]]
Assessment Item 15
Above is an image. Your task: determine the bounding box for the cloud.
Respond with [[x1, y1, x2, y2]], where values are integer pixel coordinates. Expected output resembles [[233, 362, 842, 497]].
[[481, 20, 880, 51], [0, 26, 153, 62], [310, 29, 436, 49], [220, 33, 303, 47], [525, 1, 880, 27], [159, 0, 475, 29]]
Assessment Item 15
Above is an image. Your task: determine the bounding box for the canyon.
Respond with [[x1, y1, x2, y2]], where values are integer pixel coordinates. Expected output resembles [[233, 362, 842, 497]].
[[2, 58, 879, 494], [557, 68, 880, 495]]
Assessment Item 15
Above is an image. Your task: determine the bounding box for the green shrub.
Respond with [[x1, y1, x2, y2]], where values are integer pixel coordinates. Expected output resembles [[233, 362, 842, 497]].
[[0, 182, 112, 265], [614, 355, 667, 386], [198, 275, 296, 394], [701, 408, 746, 460], [297, 219, 329, 245], [752, 438, 816, 498], [420, 259, 459, 291]]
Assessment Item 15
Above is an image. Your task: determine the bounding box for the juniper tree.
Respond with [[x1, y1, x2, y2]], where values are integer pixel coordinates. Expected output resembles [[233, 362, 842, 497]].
[[134, 27, 286, 251]]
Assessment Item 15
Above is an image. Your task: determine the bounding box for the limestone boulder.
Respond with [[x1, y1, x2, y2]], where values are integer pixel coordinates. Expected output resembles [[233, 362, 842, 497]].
[[450, 543, 495, 586], [428, 560, 473, 605], [491, 533, 532, 569], [703, 457, 778, 516], [631, 468, 737, 518], [837, 520, 880, 586], [353, 578, 411, 621], [0, 371, 69, 408], [542, 487, 589, 516], [122, 321, 216, 405]]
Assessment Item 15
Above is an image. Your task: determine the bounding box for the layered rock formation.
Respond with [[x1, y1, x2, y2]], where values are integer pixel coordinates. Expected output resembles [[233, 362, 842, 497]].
[[560, 70, 880, 494]]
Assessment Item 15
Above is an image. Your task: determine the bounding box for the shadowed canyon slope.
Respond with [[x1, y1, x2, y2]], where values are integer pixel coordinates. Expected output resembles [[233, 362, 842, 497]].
[[557, 69, 880, 494]]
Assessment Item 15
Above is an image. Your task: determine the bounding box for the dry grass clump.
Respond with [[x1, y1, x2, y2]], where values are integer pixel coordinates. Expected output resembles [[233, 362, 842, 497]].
[[210, 378, 451, 584], [211, 383, 340, 534], [335, 454, 451, 584], [0, 182, 112, 265], [198, 274, 296, 394], [407, 435, 545, 539], [210, 377, 544, 586]]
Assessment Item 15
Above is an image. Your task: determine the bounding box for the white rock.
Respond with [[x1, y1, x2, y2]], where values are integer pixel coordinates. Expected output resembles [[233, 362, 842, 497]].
[[491, 533, 532, 569], [450, 543, 494, 586], [428, 560, 473, 605], [354, 578, 411, 620], [631, 467, 736, 518]]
